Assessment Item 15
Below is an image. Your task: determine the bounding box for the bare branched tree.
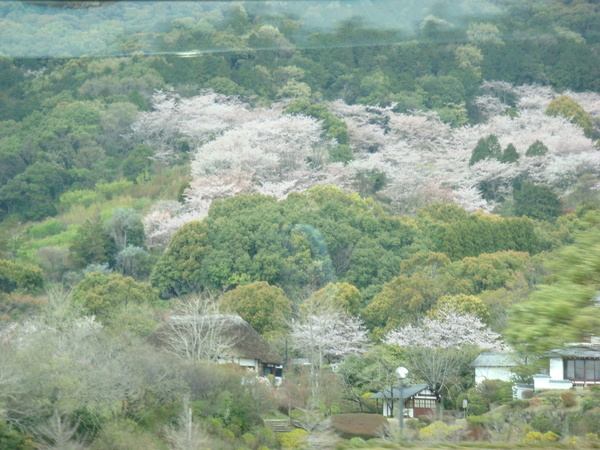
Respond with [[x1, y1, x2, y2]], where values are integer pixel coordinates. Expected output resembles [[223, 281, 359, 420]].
[[165, 396, 210, 450], [159, 296, 233, 362], [35, 410, 87, 450]]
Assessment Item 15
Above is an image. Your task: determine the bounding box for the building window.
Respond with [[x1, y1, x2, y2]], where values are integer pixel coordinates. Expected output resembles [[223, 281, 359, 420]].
[[413, 398, 437, 408], [564, 359, 600, 381]]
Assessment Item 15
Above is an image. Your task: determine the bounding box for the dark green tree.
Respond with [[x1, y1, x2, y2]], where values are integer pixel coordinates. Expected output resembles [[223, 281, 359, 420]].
[[525, 140, 549, 157], [71, 272, 160, 330], [122, 145, 153, 182], [68, 219, 116, 270], [150, 221, 213, 298], [469, 135, 502, 166], [500, 143, 520, 163], [0, 162, 69, 221], [0, 259, 44, 294], [514, 183, 563, 222], [221, 281, 291, 334]]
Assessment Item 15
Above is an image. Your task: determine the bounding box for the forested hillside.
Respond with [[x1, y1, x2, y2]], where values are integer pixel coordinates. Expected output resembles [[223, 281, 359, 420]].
[[1, 0, 599, 447]]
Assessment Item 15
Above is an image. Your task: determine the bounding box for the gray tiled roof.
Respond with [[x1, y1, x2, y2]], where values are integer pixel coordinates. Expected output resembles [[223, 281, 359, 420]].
[[369, 384, 439, 400], [547, 346, 600, 359], [471, 352, 521, 367]]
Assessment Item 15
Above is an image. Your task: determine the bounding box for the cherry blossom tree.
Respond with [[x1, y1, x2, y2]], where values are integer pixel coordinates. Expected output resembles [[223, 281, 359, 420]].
[[385, 309, 505, 393], [291, 311, 369, 371], [141, 82, 600, 243], [386, 310, 504, 350], [130, 90, 257, 165]]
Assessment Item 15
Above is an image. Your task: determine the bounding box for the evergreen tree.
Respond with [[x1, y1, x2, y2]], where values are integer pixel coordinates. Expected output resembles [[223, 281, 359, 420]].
[[469, 134, 502, 166], [150, 221, 212, 298], [500, 143, 520, 163], [514, 182, 563, 222], [525, 140, 549, 157]]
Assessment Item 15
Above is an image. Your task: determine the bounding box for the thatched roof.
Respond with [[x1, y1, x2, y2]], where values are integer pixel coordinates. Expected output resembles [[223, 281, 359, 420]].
[[153, 313, 283, 365], [213, 314, 284, 365]]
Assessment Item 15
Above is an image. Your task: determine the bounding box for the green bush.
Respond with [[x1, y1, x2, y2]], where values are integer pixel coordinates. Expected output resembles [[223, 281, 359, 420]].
[[328, 144, 354, 164], [347, 437, 367, 448], [418, 421, 460, 442], [466, 413, 504, 428], [252, 427, 278, 449], [531, 413, 559, 434], [29, 219, 63, 239], [542, 391, 562, 408], [96, 180, 133, 200], [405, 418, 421, 430], [242, 432, 256, 448], [590, 386, 600, 396], [0, 421, 34, 450], [581, 396, 598, 412], [59, 189, 105, 211], [278, 428, 308, 448], [522, 430, 559, 443], [508, 399, 530, 409]]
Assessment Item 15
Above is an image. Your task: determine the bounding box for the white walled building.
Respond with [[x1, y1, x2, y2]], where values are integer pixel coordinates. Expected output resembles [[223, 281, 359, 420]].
[[471, 352, 521, 384], [533, 344, 600, 390]]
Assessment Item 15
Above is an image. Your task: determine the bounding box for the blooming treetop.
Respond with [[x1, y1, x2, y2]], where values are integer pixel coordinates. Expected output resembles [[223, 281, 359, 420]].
[[139, 84, 599, 245], [291, 311, 370, 367], [385, 309, 505, 351]]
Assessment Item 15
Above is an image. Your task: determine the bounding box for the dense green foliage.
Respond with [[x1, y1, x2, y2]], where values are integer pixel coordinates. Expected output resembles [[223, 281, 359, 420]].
[[514, 182, 563, 222], [171, 187, 420, 298], [151, 221, 213, 298], [221, 281, 291, 334], [0, 259, 44, 294], [546, 95, 594, 137], [506, 227, 600, 352]]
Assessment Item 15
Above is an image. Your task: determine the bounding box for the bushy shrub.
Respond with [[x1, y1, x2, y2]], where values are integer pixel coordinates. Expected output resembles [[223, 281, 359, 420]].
[[330, 414, 389, 440], [405, 418, 421, 430], [561, 391, 577, 408], [581, 396, 598, 412], [242, 432, 256, 448], [278, 429, 308, 448], [521, 389, 534, 399], [252, 427, 278, 449], [590, 386, 600, 396], [29, 219, 63, 239], [418, 421, 460, 442], [347, 437, 367, 448], [466, 414, 503, 428], [508, 399, 530, 409], [542, 391, 562, 407], [522, 431, 559, 443], [450, 427, 492, 442], [96, 180, 133, 200], [531, 413, 559, 434]]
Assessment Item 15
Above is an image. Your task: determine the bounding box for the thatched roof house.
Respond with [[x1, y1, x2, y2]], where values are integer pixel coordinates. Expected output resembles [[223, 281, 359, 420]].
[[152, 313, 283, 377], [213, 313, 284, 366]]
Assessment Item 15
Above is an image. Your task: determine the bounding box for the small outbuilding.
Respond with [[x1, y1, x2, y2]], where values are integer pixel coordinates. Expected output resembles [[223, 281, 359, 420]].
[[369, 384, 442, 419], [471, 352, 521, 384]]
